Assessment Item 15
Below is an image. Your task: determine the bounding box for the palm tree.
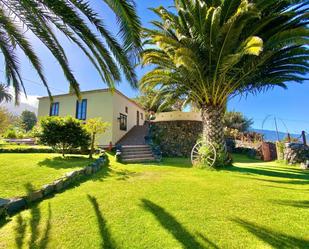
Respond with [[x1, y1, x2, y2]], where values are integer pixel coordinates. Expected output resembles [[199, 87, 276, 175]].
[[140, 0, 309, 166], [0, 0, 141, 103], [0, 84, 12, 103]]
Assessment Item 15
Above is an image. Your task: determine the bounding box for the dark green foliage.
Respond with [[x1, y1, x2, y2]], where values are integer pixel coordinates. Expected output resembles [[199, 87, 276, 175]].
[[0, 0, 141, 103], [39, 116, 90, 156], [20, 110, 37, 132], [223, 111, 253, 132]]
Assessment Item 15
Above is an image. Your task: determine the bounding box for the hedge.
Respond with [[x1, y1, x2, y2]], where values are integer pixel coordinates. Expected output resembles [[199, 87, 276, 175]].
[[0, 147, 55, 153]]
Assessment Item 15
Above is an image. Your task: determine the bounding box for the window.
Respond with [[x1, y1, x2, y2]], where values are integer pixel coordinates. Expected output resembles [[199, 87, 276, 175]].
[[125, 106, 128, 113], [76, 99, 87, 120], [140, 113, 143, 120], [50, 102, 59, 116], [119, 113, 127, 131]]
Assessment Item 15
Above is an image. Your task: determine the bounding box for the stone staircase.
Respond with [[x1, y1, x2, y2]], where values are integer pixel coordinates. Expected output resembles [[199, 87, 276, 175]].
[[117, 125, 156, 162], [121, 145, 155, 163]]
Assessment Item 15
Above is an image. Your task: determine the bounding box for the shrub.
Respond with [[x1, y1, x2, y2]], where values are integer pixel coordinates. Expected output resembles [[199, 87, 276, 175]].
[[3, 127, 26, 139], [39, 116, 91, 157]]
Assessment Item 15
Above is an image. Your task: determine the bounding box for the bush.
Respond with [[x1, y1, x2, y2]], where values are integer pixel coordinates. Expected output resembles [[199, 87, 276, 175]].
[[39, 116, 91, 156], [3, 128, 26, 139]]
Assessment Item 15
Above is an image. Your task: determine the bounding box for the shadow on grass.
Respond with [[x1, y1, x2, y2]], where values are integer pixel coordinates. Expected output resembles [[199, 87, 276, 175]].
[[13, 183, 52, 249], [223, 164, 309, 182], [263, 185, 309, 191], [87, 195, 116, 249], [271, 199, 309, 209], [0, 217, 11, 230], [237, 176, 309, 185], [141, 199, 218, 249], [232, 218, 308, 248], [38, 156, 94, 169]]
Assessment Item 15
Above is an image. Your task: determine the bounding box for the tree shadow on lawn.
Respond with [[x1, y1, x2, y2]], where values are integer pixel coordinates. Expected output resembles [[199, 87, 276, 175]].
[[87, 195, 117, 249], [237, 175, 309, 186], [14, 184, 52, 249], [262, 185, 309, 192], [223, 163, 309, 182], [141, 199, 219, 249], [232, 218, 309, 249], [14, 203, 52, 249], [38, 156, 95, 169], [270, 199, 309, 209]]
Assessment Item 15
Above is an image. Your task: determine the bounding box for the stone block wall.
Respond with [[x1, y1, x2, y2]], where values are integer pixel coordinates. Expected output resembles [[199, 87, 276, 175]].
[[284, 143, 309, 164], [150, 121, 202, 157]]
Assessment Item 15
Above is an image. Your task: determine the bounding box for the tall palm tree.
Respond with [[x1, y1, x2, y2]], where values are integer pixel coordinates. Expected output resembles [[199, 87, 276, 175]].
[[0, 84, 12, 103], [0, 0, 141, 103], [140, 0, 309, 166]]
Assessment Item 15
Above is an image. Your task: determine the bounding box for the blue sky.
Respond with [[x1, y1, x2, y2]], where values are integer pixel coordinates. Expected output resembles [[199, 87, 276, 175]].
[[1, 0, 309, 134]]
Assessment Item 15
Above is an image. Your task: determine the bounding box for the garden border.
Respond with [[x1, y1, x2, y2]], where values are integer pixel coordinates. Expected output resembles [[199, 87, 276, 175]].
[[0, 154, 108, 220]]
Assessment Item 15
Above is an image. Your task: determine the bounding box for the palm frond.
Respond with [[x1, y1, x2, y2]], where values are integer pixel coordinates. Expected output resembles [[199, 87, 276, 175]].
[[140, 0, 308, 109], [0, 0, 142, 101]]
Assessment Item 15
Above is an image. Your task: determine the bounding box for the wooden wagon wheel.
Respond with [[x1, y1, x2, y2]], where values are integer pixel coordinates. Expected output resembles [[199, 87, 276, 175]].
[[191, 141, 217, 167]]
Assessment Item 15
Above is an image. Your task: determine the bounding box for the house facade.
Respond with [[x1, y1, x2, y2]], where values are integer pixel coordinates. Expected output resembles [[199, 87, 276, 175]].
[[37, 89, 145, 147]]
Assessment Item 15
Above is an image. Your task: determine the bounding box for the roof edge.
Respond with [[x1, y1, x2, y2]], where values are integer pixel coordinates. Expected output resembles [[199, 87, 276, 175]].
[[38, 88, 145, 111]]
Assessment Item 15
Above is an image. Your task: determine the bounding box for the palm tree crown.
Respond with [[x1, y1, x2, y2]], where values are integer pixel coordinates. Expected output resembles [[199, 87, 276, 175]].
[[0, 84, 12, 103], [0, 0, 142, 102], [140, 0, 308, 166]]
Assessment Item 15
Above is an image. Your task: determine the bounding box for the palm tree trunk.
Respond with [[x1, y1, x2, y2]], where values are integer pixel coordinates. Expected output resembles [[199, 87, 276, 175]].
[[201, 105, 228, 166]]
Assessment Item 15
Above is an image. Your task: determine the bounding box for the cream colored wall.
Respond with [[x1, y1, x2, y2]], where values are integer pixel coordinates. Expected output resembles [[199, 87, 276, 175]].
[[111, 91, 146, 144], [37, 90, 146, 146], [153, 111, 202, 122], [38, 91, 114, 146]]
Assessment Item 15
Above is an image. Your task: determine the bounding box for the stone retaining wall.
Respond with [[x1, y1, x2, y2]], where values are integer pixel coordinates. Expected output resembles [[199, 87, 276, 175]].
[[284, 143, 309, 164], [150, 121, 202, 157], [0, 155, 108, 219]]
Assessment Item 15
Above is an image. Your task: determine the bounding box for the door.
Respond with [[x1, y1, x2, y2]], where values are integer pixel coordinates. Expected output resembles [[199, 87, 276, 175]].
[[137, 111, 140, 126]]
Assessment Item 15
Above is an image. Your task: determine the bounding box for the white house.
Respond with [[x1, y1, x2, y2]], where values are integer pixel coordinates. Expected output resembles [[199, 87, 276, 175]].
[[37, 88, 146, 147]]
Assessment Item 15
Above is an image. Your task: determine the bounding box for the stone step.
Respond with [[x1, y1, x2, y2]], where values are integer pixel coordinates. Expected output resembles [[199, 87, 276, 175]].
[[122, 147, 152, 152], [122, 145, 150, 148], [122, 153, 154, 159], [122, 150, 152, 155], [122, 156, 156, 163]]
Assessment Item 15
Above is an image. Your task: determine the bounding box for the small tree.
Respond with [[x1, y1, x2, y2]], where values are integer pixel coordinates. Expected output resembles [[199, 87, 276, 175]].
[[39, 116, 90, 157], [21, 110, 37, 132], [223, 112, 253, 132], [85, 118, 110, 159]]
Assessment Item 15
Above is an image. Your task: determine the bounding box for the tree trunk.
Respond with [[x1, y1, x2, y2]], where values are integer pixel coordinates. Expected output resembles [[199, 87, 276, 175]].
[[201, 105, 228, 166], [62, 144, 65, 157], [89, 132, 96, 159]]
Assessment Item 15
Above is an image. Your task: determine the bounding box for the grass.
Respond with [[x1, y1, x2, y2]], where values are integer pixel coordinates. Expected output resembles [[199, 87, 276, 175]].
[[0, 153, 308, 248], [0, 153, 94, 198]]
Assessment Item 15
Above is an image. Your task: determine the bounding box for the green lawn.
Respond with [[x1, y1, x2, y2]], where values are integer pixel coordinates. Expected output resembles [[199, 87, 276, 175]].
[[0, 154, 308, 248], [0, 153, 94, 198]]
